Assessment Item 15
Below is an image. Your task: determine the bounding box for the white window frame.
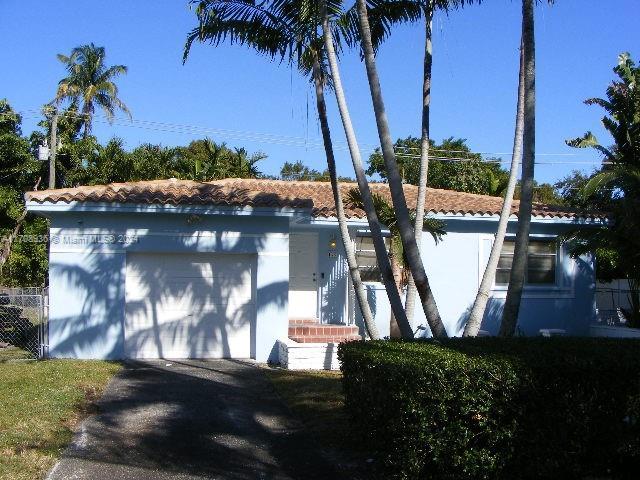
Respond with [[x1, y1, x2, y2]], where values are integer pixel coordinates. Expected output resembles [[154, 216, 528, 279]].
[[479, 233, 575, 299], [495, 237, 559, 287], [353, 232, 391, 285]]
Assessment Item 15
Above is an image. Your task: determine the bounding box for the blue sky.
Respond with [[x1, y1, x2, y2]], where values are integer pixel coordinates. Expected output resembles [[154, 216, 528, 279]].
[[1, 0, 638, 184]]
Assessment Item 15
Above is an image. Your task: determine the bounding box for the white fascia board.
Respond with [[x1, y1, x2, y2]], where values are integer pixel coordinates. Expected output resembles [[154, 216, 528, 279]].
[[306, 217, 370, 227], [25, 201, 310, 218], [427, 212, 606, 225], [307, 213, 606, 226]]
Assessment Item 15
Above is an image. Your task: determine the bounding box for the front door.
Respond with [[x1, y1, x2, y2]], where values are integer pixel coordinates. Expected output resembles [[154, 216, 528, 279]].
[[289, 232, 319, 319]]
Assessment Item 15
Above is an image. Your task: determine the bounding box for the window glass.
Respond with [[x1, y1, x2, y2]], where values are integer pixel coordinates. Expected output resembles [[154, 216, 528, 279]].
[[355, 235, 390, 283], [496, 239, 557, 286]]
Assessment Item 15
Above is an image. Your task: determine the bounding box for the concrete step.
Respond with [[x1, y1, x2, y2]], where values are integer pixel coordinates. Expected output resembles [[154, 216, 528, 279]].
[[288, 318, 320, 325], [288, 334, 362, 344]]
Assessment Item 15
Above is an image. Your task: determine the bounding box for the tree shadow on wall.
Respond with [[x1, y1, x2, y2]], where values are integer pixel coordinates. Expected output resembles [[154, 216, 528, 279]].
[[50, 214, 288, 360]]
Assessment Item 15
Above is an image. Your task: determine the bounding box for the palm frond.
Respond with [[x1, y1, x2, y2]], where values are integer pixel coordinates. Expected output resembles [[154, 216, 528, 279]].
[[422, 217, 446, 244], [184, 0, 296, 64], [565, 131, 615, 161]]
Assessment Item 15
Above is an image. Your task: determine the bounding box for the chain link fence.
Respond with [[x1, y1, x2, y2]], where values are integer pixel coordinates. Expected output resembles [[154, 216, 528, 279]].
[[0, 287, 48, 359], [596, 280, 636, 326]]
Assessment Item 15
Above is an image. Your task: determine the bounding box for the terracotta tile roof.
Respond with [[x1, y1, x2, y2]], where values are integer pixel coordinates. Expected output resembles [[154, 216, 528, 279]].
[[25, 178, 584, 219]]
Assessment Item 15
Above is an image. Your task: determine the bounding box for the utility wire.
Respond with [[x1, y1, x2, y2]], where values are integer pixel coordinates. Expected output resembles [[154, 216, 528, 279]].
[[2, 109, 607, 166]]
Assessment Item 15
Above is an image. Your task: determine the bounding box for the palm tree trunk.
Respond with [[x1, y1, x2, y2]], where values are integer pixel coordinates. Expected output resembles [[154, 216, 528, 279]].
[[49, 111, 58, 189], [500, 0, 536, 337], [405, 6, 434, 325], [355, 0, 447, 338], [311, 59, 380, 340], [464, 39, 526, 337], [320, 2, 412, 339], [389, 237, 403, 338]]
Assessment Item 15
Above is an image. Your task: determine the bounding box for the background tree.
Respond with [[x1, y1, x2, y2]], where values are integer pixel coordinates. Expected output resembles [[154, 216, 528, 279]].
[[55, 43, 131, 137], [0, 100, 48, 284], [562, 52, 640, 326], [279, 159, 353, 181], [280, 160, 328, 181], [368, 136, 510, 194]]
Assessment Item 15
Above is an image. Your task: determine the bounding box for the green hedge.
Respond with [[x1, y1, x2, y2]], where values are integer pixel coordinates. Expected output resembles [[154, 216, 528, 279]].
[[339, 338, 640, 479]]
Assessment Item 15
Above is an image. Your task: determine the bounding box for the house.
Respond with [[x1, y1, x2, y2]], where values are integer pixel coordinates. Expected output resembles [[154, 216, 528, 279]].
[[25, 178, 601, 364]]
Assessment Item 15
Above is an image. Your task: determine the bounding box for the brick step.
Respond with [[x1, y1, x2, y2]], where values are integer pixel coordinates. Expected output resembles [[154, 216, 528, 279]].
[[288, 324, 360, 337], [288, 318, 320, 325], [289, 334, 361, 344]]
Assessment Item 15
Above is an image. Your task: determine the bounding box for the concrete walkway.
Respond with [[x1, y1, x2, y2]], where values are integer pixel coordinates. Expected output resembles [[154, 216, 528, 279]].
[[47, 360, 341, 480]]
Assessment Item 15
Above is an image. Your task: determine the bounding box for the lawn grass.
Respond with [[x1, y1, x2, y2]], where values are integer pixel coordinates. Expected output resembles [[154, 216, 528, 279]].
[[265, 368, 369, 476], [0, 360, 121, 480], [0, 346, 33, 362]]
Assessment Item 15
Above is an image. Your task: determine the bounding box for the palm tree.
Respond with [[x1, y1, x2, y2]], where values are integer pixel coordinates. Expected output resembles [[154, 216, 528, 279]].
[[562, 53, 640, 326], [184, 0, 381, 339], [55, 43, 131, 137], [230, 147, 265, 178], [347, 188, 446, 337], [500, 0, 536, 336], [321, 1, 415, 338], [353, 0, 481, 323], [464, 39, 525, 337], [353, 0, 447, 338]]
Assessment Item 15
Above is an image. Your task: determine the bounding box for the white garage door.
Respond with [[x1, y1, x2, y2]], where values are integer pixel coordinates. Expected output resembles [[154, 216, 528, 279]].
[[125, 253, 255, 359]]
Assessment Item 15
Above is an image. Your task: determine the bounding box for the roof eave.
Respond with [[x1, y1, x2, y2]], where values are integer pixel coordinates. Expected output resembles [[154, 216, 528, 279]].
[[25, 200, 310, 218]]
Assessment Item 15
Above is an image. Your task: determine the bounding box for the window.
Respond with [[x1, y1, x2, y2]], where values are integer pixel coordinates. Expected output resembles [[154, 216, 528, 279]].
[[354, 235, 391, 283], [495, 238, 557, 286]]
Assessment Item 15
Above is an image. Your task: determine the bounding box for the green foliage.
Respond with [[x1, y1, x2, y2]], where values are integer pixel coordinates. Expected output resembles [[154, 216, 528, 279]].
[[515, 180, 563, 204], [280, 160, 328, 181], [368, 136, 563, 202], [62, 137, 266, 186], [346, 187, 445, 245], [279, 160, 354, 182], [563, 53, 640, 324], [0, 99, 22, 136], [55, 43, 130, 136], [0, 100, 49, 286], [185, 0, 343, 85], [0, 216, 48, 287], [368, 137, 504, 194], [339, 339, 640, 479]]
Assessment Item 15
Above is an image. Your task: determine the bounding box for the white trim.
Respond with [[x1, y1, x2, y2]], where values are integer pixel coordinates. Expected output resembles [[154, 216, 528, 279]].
[[50, 249, 126, 254], [257, 251, 289, 257], [308, 213, 604, 226], [480, 233, 576, 300], [26, 201, 309, 217], [49, 228, 289, 239], [27, 200, 604, 225], [490, 289, 575, 300], [478, 233, 494, 288]]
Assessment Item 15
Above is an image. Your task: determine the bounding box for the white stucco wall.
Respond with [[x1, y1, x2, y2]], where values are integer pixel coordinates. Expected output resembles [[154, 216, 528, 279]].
[[346, 217, 597, 337], [44, 210, 290, 362]]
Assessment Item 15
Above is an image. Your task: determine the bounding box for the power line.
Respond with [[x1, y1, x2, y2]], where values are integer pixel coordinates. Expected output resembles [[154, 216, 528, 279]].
[[2, 109, 607, 166]]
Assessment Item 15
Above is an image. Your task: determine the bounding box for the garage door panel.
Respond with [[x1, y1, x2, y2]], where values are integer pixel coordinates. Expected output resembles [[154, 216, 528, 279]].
[[125, 253, 254, 359], [126, 292, 253, 314]]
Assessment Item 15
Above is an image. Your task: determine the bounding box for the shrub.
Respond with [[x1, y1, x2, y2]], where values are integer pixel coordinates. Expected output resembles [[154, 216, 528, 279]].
[[339, 338, 640, 479]]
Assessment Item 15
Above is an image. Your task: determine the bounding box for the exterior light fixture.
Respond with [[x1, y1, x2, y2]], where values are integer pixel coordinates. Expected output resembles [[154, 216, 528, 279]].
[[329, 236, 337, 249], [37, 141, 49, 161]]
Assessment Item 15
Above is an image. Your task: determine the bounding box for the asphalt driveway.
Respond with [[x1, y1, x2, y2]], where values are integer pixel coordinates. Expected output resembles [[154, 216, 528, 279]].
[[47, 360, 341, 480]]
